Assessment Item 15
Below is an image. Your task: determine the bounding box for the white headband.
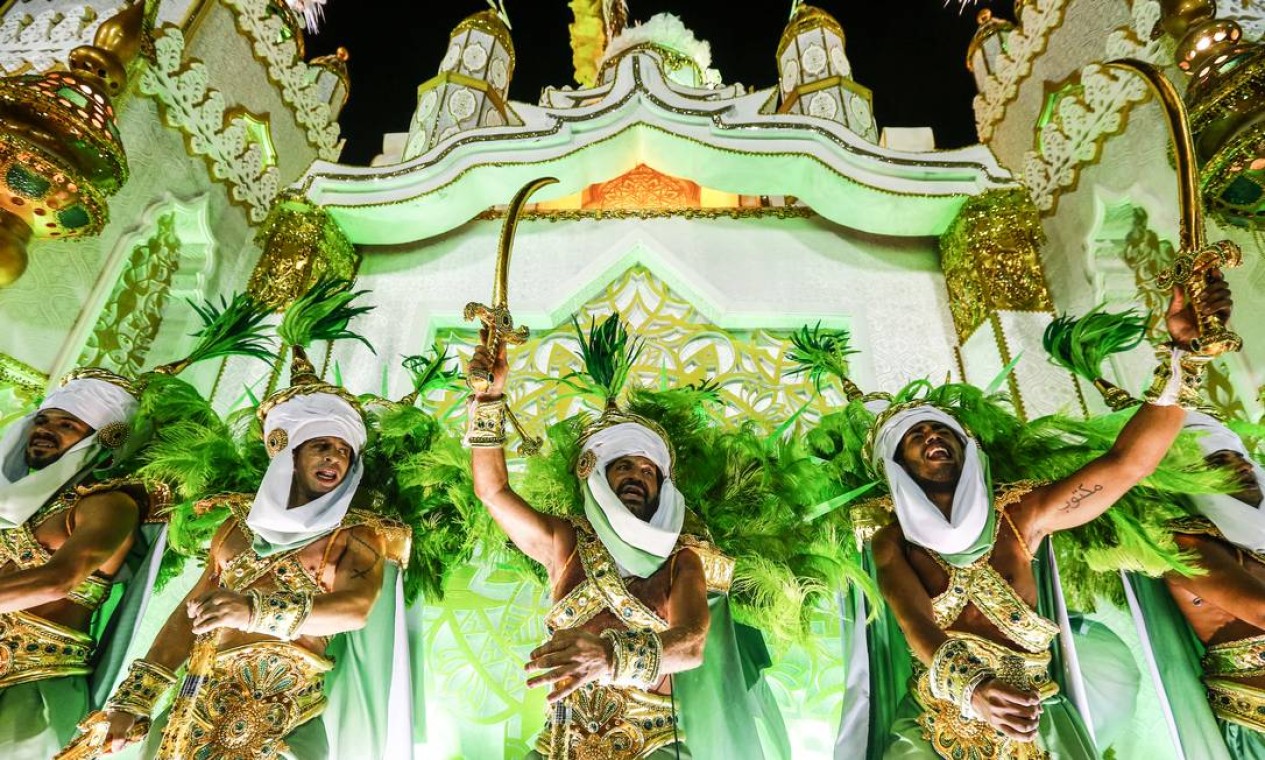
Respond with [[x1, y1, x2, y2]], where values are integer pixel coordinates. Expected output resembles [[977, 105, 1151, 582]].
[[40, 377, 138, 431]]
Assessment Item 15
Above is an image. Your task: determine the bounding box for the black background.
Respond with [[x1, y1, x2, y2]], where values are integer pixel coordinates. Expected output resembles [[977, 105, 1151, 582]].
[[307, 1, 1016, 166]]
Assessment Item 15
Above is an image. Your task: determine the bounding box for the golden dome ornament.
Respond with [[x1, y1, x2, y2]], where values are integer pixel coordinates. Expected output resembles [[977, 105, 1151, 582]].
[[0, 0, 144, 286]]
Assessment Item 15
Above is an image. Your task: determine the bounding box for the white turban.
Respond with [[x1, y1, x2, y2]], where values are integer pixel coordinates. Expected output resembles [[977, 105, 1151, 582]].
[[871, 404, 993, 563], [0, 377, 138, 529], [580, 421, 685, 577], [1182, 410, 1265, 551], [246, 392, 368, 555]]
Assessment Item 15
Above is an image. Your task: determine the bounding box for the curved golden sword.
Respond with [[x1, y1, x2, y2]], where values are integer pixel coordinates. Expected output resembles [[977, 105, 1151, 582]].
[[465, 176, 559, 454], [1107, 59, 1241, 356]]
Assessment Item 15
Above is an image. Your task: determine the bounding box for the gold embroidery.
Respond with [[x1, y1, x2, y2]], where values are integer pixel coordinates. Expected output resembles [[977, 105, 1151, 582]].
[[533, 682, 680, 760], [1204, 633, 1265, 678], [0, 610, 94, 689], [0, 497, 111, 611], [538, 519, 694, 758], [179, 641, 331, 759], [913, 633, 1057, 760], [1206, 679, 1265, 734], [927, 483, 1059, 655]]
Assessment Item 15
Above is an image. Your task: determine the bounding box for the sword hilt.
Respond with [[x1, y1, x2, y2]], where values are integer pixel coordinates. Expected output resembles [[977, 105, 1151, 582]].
[[1157, 239, 1242, 357], [464, 301, 530, 394]]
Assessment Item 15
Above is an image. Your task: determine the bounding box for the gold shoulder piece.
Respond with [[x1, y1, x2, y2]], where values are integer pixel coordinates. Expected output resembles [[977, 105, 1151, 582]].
[[69, 477, 173, 522], [343, 509, 413, 568], [993, 480, 1047, 512], [678, 534, 734, 594], [850, 496, 895, 546], [1167, 515, 1221, 537]]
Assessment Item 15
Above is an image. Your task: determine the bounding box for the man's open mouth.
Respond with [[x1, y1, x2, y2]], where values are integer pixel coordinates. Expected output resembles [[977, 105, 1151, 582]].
[[314, 468, 339, 484], [618, 482, 646, 498], [28, 433, 57, 451], [925, 444, 952, 462]]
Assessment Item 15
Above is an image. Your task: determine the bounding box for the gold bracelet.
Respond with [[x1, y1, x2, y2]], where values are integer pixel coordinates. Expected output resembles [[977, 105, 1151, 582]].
[[1143, 345, 1210, 407], [601, 628, 663, 689], [464, 397, 507, 448], [104, 660, 178, 718], [247, 588, 315, 640], [929, 639, 994, 718]]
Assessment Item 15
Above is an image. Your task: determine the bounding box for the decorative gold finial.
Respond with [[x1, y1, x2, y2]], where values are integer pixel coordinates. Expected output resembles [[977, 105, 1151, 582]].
[[0, 1, 143, 285]]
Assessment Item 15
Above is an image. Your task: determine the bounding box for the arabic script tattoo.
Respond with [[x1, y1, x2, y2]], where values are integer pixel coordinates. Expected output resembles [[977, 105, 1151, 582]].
[[1059, 483, 1104, 512]]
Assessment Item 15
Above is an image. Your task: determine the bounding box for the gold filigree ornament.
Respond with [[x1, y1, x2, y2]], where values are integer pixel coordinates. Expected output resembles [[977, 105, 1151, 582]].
[[96, 421, 130, 449], [576, 449, 598, 479], [266, 427, 289, 457]]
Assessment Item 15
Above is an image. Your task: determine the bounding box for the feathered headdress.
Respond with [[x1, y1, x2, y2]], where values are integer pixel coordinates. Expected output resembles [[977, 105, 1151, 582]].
[[516, 313, 871, 647], [789, 321, 1226, 609]]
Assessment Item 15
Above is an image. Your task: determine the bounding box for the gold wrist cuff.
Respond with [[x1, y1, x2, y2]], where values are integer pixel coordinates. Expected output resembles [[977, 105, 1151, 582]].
[[929, 639, 994, 716], [247, 588, 315, 640], [104, 660, 177, 718], [1143, 345, 1210, 407], [465, 397, 507, 448], [602, 628, 663, 689]]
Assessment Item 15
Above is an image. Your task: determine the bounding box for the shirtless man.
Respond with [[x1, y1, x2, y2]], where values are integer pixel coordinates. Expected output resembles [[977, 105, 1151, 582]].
[[468, 339, 712, 759], [0, 369, 145, 758], [93, 389, 393, 760], [1162, 409, 1265, 755], [871, 277, 1232, 758]]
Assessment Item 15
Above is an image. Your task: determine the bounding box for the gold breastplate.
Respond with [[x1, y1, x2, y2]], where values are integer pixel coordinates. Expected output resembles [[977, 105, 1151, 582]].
[[926, 488, 1059, 655], [538, 520, 680, 759], [0, 498, 111, 610]]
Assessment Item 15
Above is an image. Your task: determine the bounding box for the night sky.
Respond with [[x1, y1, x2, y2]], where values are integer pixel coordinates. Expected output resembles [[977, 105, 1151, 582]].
[[307, 1, 1015, 166]]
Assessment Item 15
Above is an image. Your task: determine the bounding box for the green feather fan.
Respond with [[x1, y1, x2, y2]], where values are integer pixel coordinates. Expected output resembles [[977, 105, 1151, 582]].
[[400, 343, 462, 405], [786, 322, 859, 393], [1042, 305, 1148, 383], [182, 293, 276, 366], [553, 313, 644, 405], [277, 277, 376, 351]]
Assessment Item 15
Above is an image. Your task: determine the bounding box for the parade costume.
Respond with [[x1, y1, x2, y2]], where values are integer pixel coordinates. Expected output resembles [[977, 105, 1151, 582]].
[[0, 370, 142, 757], [481, 314, 869, 760], [0, 293, 275, 759], [1043, 306, 1252, 760], [790, 323, 1204, 760], [69, 281, 448, 760]]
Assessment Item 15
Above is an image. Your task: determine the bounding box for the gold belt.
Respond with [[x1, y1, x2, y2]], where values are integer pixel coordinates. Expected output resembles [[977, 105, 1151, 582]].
[[1206, 678, 1265, 733], [1204, 635, 1265, 678], [0, 610, 93, 689], [534, 682, 681, 760], [177, 641, 330, 758], [912, 634, 1057, 760]]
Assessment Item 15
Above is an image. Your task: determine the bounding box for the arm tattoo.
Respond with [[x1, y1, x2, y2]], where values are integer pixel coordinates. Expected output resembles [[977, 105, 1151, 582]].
[[1059, 482, 1104, 512], [347, 532, 384, 580]]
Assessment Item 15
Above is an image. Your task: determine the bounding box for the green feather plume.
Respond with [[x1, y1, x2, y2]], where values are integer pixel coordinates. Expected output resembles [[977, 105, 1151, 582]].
[[277, 277, 375, 351], [554, 313, 643, 405], [1042, 305, 1148, 383], [180, 293, 276, 366], [400, 343, 462, 404], [786, 322, 858, 392], [360, 404, 487, 603]]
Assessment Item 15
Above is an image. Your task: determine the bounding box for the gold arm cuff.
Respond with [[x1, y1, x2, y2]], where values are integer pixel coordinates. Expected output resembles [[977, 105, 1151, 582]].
[[601, 628, 663, 690], [929, 638, 994, 714], [464, 397, 507, 448], [104, 660, 178, 718], [247, 588, 315, 641], [1143, 345, 1210, 407]]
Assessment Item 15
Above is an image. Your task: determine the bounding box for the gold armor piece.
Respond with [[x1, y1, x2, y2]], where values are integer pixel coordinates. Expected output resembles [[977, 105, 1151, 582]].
[[1206, 678, 1265, 734], [914, 633, 1058, 760], [534, 683, 680, 760], [0, 609, 94, 689], [174, 641, 331, 759]]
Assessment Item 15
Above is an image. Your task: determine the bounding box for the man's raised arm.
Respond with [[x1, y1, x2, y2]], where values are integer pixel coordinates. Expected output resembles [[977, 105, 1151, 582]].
[[468, 338, 568, 571], [1019, 276, 1234, 544]]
